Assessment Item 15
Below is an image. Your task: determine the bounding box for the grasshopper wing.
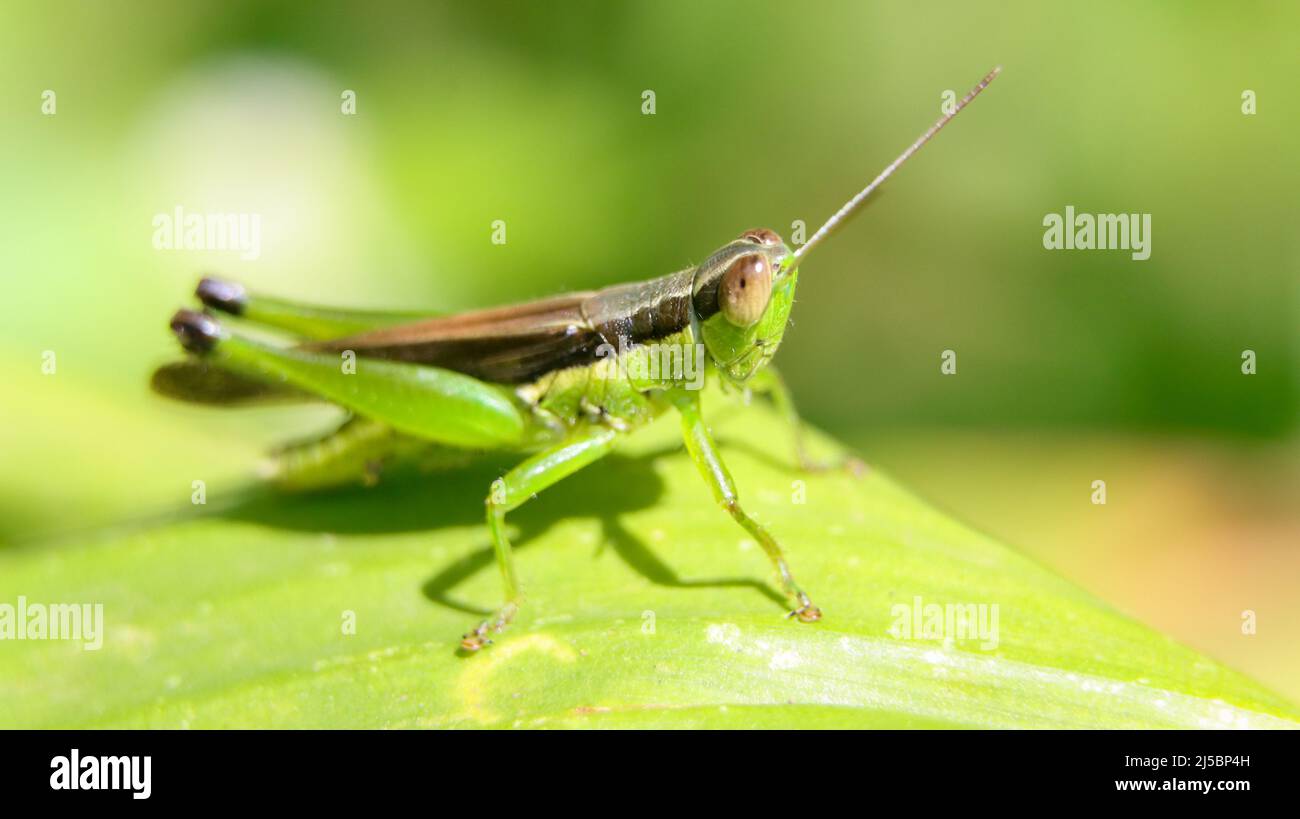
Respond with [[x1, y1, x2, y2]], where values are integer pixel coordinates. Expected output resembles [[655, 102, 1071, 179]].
[[303, 292, 605, 384]]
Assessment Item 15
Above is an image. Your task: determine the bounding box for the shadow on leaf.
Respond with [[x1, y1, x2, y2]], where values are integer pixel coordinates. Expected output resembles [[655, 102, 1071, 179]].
[[215, 443, 788, 618]]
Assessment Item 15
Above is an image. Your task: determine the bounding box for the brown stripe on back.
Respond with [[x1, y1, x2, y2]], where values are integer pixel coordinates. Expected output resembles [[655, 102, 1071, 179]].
[[300, 270, 697, 385], [582, 269, 695, 349], [304, 293, 602, 384]]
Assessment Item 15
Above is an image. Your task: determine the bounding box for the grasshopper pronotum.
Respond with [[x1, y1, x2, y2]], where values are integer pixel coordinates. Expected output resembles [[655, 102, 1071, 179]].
[[154, 67, 1000, 650]]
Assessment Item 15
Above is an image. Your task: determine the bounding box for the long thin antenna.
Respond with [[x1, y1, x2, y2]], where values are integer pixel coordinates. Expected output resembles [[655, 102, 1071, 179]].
[[791, 65, 1001, 265]]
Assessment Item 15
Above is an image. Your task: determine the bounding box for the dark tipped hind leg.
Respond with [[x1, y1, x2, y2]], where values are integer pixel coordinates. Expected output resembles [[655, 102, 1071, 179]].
[[192, 276, 429, 339]]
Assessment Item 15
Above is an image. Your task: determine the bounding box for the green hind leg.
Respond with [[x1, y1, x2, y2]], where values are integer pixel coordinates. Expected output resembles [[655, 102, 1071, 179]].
[[267, 416, 479, 492], [666, 388, 821, 623], [168, 310, 530, 450], [461, 425, 619, 651], [195, 276, 433, 339]]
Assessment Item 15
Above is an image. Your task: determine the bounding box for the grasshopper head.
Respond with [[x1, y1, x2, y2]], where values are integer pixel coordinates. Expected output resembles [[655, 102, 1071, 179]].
[[692, 228, 798, 385]]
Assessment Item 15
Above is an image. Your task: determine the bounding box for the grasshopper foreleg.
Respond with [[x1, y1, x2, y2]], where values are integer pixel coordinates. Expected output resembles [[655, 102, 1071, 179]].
[[666, 388, 821, 623], [748, 366, 865, 478]]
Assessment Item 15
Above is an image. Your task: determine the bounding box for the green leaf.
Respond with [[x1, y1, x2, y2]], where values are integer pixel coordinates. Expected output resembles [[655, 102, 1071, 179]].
[[1, 398, 1296, 729]]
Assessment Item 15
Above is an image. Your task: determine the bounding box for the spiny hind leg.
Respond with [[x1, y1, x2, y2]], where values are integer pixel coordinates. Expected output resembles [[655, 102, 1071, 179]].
[[266, 416, 478, 492], [166, 309, 528, 451], [194, 276, 433, 340], [265, 416, 396, 491], [747, 366, 865, 477], [461, 426, 619, 651], [666, 388, 821, 623]]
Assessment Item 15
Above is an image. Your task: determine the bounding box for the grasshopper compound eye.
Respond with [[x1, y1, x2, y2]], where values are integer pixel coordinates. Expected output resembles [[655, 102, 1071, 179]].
[[719, 253, 772, 327], [740, 227, 783, 246]]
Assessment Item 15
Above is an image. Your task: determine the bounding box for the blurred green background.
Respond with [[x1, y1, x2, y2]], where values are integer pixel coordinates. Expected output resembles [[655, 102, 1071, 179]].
[[2, 2, 1297, 698]]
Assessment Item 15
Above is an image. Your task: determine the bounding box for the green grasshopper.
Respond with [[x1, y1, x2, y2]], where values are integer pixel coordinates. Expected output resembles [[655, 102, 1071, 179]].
[[154, 68, 999, 651]]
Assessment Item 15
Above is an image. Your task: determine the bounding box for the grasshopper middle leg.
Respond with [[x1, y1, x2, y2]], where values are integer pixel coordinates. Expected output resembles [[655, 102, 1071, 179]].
[[461, 425, 619, 651]]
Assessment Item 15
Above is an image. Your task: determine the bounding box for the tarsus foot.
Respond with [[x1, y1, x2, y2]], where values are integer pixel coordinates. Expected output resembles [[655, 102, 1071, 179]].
[[459, 602, 518, 652], [787, 592, 822, 623], [460, 629, 494, 652], [789, 603, 823, 623]]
